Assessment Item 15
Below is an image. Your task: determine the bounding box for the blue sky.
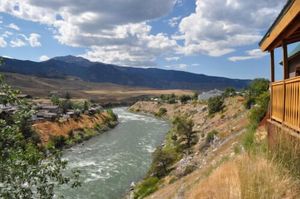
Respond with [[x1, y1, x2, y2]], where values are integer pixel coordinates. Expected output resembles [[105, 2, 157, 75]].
[[0, 0, 294, 80]]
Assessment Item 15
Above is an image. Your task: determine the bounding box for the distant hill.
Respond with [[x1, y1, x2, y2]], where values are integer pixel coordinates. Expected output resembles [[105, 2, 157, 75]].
[[0, 56, 250, 90]]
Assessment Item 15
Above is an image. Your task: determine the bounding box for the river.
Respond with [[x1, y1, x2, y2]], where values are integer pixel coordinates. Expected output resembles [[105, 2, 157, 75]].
[[57, 107, 170, 199]]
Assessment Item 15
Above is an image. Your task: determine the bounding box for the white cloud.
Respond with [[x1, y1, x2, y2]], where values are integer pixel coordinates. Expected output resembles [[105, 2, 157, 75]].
[[2, 31, 13, 38], [28, 33, 41, 47], [0, 37, 7, 47], [177, 0, 284, 57], [10, 38, 26, 47], [168, 16, 181, 27], [7, 23, 20, 31], [165, 56, 180, 61], [39, 55, 49, 61], [228, 49, 267, 62], [0, 0, 177, 66]]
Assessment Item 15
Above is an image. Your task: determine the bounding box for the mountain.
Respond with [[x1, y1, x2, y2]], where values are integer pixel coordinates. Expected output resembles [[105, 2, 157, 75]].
[[0, 56, 250, 90]]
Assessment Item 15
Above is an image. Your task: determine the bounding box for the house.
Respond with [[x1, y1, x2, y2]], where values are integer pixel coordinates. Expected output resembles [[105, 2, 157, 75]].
[[259, 0, 300, 143], [198, 89, 223, 101]]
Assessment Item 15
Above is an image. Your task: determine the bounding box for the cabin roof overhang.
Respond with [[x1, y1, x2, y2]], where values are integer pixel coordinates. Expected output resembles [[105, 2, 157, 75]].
[[259, 0, 300, 52]]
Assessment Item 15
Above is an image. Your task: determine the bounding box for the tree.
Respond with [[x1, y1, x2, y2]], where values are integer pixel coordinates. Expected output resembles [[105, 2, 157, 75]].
[[0, 74, 80, 198], [208, 96, 224, 115], [172, 116, 196, 148], [245, 78, 269, 109], [151, 147, 175, 177]]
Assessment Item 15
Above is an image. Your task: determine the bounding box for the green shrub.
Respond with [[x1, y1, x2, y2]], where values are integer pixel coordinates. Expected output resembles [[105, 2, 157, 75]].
[[179, 95, 192, 104], [155, 107, 167, 117], [134, 177, 159, 199], [107, 109, 118, 121], [206, 130, 219, 144], [208, 96, 224, 115], [150, 147, 177, 178], [172, 116, 196, 149], [223, 87, 236, 98], [50, 135, 66, 148]]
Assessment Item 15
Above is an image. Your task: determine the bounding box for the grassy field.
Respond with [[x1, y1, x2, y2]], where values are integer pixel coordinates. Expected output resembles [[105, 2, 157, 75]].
[[2, 72, 193, 104]]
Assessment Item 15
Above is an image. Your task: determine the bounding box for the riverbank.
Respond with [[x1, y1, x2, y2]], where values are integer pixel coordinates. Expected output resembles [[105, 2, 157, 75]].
[[129, 96, 250, 198], [32, 109, 118, 148]]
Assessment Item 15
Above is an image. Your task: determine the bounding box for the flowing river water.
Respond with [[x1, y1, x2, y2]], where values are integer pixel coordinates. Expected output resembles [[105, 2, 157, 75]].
[[57, 107, 170, 199]]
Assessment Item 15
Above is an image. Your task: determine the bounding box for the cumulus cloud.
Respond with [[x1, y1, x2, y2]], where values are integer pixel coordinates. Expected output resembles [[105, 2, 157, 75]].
[[0, 0, 177, 66], [10, 38, 26, 47], [0, 37, 7, 47], [177, 0, 284, 57], [39, 55, 49, 61], [7, 23, 20, 31], [228, 49, 267, 62]]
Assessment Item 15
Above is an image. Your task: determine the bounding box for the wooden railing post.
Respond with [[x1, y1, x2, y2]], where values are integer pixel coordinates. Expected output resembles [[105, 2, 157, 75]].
[[282, 42, 288, 122]]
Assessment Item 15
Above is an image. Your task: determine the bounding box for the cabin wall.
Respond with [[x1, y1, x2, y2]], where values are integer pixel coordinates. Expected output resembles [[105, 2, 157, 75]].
[[288, 54, 300, 78]]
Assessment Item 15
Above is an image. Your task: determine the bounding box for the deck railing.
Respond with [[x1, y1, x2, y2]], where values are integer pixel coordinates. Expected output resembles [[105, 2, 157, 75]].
[[271, 76, 300, 132]]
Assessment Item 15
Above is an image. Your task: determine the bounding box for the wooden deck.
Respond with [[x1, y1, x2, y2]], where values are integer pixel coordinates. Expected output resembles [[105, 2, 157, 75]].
[[271, 76, 300, 132]]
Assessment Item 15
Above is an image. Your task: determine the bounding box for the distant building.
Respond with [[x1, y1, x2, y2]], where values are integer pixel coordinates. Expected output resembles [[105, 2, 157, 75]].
[[198, 89, 223, 101]]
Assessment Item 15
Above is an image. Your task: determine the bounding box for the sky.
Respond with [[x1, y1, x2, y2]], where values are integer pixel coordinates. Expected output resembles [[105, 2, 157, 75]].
[[0, 0, 295, 80]]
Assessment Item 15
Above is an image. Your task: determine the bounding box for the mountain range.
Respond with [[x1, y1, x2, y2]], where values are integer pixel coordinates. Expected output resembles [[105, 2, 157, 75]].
[[0, 55, 250, 90]]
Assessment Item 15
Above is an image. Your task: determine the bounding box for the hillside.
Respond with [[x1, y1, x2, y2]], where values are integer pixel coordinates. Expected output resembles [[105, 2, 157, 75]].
[[2, 72, 193, 104], [0, 56, 250, 91], [129, 96, 300, 198]]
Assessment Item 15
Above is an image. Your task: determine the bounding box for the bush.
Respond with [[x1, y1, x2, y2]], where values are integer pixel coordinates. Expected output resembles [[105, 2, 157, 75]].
[[223, 87, 236, 98], [245, 78, 269, 109], [155, 107, 167, 117], [134, 177, 159, 199], [249, 92, 270, 124], [107, 109, 118, 121], [206, 130, 219, 144], [150, 147, 176, 178], [172, 116, 196, 149], [208, 96, 224, 115], [179, 95, 192, 104], [51, 135, 66, 148]]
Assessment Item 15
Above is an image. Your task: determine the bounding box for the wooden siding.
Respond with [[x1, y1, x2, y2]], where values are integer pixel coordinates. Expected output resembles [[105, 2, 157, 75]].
[[271, 76, 300, 131]]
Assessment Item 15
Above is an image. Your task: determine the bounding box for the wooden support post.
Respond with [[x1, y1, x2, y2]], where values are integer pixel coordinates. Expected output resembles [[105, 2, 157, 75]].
[[270, 50, 275, 119], [282, 42, 288, 122], [283, 42, 288, 79], [270, 50, 275, 82]]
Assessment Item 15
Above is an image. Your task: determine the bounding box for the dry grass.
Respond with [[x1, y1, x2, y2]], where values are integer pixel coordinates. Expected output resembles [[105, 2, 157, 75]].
[[187, 154, 300, 199]]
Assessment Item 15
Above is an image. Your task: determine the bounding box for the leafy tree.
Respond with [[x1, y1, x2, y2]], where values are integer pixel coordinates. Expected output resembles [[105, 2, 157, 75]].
[[208, 96, 224, 115], [151, 147, 176, 178], [245, 78, 269, 109], [172, 116, 196, 148], [0, 74, 80, 198]]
